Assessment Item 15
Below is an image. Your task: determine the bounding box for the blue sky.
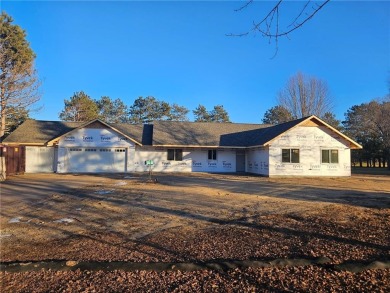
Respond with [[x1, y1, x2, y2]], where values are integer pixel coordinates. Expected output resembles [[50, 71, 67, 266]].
[[2, 1, 389, 123]]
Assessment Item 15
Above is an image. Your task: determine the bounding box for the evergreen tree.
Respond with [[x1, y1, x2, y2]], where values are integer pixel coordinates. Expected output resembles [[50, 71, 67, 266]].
[[321, 112, 342, 130], [96, 96, 128, 123], [167, 103, 189, 121], [128, 96, 170, 123], [193, 104, 231, 122], [193, 105, 210, 122], [262, 105, 293, 124], [210, 105, 230, 122], [59, 91, 99, 122]]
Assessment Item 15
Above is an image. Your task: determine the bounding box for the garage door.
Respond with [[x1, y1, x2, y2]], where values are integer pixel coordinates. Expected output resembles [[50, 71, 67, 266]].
[[26, 147, 55, 173], [64, 148, 126, 173]]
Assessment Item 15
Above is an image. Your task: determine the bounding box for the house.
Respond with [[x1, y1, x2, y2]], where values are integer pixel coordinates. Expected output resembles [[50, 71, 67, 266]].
[[1, 115, 362, 176]]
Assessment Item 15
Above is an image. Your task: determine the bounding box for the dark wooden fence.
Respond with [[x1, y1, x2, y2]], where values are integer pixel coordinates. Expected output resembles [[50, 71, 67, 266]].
[[0, 145, 25, 175]]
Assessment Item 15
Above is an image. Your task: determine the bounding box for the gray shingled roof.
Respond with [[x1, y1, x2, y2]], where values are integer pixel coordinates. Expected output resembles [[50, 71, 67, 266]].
[[247, 116, 309, 146], [3, 116, 349, 148], [109, 123, 149, 145], [149, 118, 307, 147], [2, 120, 83, 144], [151, 121, 270, 147]]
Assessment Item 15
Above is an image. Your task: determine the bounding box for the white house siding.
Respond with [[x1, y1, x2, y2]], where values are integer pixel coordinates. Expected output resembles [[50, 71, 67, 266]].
[[246, 147, 269, 176], [26, 146, 56, 173], [134, 147, 237, 173], [268, 126, 351, 177], [56, 127, 134, 173], [191, 149, 236, 172]]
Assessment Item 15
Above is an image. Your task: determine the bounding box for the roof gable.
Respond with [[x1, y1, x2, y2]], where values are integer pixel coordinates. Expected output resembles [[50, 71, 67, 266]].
[[46, 119, 143, 146], [261, 116, 362, 149]]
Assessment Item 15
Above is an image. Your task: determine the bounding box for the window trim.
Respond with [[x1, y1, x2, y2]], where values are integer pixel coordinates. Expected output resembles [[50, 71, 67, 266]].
[[208, 149, 217, 160], [167, 149, 183, 161], [281, 148, 300, 163], [321, 149, 339, 164]]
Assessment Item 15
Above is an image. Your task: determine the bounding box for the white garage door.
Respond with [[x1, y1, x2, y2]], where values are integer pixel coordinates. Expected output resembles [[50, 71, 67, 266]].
[[26, 147, 56, 173], [64, 148, 126, 173]]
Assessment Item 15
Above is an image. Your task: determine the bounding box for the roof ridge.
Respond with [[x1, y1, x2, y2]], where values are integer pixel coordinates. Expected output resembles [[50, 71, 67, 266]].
[[152, 120, 266, 126]]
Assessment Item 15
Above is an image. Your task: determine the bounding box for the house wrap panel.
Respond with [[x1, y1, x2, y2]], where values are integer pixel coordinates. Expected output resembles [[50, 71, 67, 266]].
[[246, 147, 269, 176], [268, 126, 351, 176]]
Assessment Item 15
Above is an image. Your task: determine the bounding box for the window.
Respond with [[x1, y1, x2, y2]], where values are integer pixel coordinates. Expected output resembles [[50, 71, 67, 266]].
[[208, 149, 217, 160], [167, 149, 183, 161], [282, 149, 300, 163], [322, 149, 339, 164]]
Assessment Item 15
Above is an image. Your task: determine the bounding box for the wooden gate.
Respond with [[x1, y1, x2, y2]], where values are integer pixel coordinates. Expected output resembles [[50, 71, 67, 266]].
[[0, 145, 25, 175]]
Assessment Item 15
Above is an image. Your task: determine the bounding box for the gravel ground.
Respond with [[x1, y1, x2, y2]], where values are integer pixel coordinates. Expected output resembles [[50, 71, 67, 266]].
[[1, 267, 389, 292], [2, 212, 388, 264], [1, 173, 389, 291]]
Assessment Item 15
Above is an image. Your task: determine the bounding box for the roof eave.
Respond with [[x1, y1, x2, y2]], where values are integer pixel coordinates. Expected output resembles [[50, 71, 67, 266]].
[[152, 144, 248, 149], [1, 142, 46, 146]]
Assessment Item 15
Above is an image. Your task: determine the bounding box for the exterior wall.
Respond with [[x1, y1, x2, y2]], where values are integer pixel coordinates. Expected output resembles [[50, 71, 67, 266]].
[[191, 149, 236, 172], [26, 146, 56, 173], [57, 127, 135, 173], [246, 147, 269, 176], [134, 147, 237, 173], [20, 123, 354, 176], [268, 126, 351, 176]]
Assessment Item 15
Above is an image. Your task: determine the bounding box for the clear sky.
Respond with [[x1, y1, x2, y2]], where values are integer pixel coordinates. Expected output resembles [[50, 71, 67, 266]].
[[2, 0, 389, 123]]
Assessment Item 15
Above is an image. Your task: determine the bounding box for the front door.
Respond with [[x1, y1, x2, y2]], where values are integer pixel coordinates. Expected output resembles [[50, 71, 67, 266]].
[[236, 150, 245, 172]]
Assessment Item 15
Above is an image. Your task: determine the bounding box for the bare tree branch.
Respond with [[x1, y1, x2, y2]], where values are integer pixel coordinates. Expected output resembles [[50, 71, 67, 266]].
[[287, 0, 312, 29], [234, 0, 254, 12], [227, 0, 330, 56]]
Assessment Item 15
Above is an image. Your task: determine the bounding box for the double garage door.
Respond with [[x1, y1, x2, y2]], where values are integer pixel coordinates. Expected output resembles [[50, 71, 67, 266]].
[[64, 147, 126, 173]]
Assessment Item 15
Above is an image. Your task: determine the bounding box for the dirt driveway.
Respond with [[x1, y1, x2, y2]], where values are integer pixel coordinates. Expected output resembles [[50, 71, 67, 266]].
[[1, 172, 389, 291]]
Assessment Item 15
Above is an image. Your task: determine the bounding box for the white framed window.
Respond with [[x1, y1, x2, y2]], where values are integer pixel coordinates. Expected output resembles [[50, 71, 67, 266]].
[[167, 149, 183, 161], [321, 149, 339, 164], [282, 149, 300, 163], [208, 149, 217, 160]]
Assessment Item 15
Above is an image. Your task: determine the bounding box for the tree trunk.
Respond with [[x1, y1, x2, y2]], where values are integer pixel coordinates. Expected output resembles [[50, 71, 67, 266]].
[[0, 110, 5, 138], [0, 85, 6, 138]]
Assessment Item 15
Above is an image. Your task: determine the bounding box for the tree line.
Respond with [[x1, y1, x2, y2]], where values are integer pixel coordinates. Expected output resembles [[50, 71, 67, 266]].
[[58, 91, 231, 124]]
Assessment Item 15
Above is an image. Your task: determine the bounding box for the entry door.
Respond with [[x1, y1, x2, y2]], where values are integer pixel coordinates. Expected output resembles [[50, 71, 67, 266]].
[[236, 151, 246, 172]]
